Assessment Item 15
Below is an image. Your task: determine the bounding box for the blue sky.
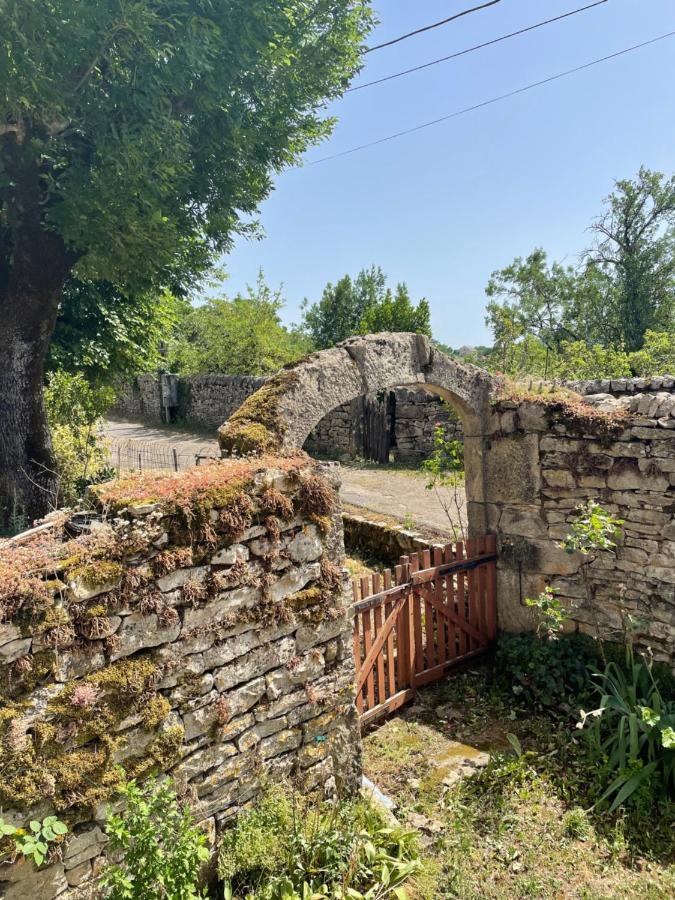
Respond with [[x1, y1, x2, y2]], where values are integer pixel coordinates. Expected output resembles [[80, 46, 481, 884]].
[[219, 0, 675, 348]]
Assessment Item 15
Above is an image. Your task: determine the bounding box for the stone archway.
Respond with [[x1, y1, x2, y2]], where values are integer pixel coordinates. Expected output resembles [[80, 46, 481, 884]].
[[218, 332, 496, 536]]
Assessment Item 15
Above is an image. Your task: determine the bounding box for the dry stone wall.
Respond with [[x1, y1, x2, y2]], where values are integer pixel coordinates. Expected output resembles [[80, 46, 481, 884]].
[[485, 391, 675, 667], [0, 457, 360, 898]]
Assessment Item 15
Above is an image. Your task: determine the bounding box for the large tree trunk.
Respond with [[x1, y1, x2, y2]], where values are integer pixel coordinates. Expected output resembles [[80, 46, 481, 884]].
[[0, 230, 72, 530]]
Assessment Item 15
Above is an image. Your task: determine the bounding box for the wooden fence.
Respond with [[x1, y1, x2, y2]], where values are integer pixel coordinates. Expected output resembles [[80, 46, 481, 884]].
[[352, 536, 497, 725]]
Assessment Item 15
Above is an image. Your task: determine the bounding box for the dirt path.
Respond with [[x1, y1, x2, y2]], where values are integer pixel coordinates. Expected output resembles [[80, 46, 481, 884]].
[[104, 420, 464, 535]]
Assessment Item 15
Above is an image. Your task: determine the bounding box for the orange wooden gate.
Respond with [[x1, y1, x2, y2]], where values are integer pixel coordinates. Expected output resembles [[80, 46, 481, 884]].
[[352, 536, 497, 725]]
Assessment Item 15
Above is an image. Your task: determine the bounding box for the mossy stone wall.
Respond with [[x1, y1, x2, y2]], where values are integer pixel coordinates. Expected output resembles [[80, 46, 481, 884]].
[[0, 457, 361, 898]]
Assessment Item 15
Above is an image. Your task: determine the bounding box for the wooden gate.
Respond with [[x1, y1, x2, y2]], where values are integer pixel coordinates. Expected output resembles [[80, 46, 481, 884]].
[[352, 536, 497, 725]]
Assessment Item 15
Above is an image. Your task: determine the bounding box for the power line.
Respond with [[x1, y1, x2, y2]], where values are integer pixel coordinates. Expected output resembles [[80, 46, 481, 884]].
[[350, 1, 608, 93], [307, 30, 675, 166], [366, 0, 503, 54]]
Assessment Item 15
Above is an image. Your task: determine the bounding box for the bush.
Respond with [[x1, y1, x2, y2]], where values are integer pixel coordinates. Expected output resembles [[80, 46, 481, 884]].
[[495, 632, 600, 711], [99, 777, 209, 900], [217, 784, 420, 900], [45, 372, 114, 506]]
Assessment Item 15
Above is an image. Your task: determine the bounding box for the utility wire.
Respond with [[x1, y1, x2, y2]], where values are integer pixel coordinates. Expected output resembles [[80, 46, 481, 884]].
[[350, 1, 608, 93], [366, 0, 503, 53], [307, 30, 675, 166]]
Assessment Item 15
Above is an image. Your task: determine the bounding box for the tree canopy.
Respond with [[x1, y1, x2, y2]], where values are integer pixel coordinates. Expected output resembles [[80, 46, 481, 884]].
[[167, 274, 312, 376], [302, 266, 432, 348], [484, 168, 675, 378], [0, 0, 372, 522]]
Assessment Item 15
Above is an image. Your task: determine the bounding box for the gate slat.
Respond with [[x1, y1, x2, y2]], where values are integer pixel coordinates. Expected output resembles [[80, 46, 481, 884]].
[[372, 573, 387, 706], [383, 569, 396, 698], [455, 542, 467, 656], [486, 535, 498, 639]]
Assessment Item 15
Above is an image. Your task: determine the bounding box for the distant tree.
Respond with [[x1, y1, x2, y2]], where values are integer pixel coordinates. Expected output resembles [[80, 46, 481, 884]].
[[360, 282, 431, 336], [168, 274, 312, 377], [0, 0, 372, 522], [628, 329, 675, 377], [302, 266, 386, 349], [585, 167, 675, 352], [302, 267, 431, 347]]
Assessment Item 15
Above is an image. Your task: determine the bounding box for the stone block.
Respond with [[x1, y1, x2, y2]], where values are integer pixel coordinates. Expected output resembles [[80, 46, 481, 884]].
[[211, 544, 249, 565], [64, 826, 108, 869], [484, 433, 541, 504], [157, 565, 209, 593], [111, 612, 181, 660], [213, 638, 296, 692]]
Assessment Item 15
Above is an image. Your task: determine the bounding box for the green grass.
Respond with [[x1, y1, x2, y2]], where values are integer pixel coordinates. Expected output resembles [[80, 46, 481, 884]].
[[362, 666, 675, 899]]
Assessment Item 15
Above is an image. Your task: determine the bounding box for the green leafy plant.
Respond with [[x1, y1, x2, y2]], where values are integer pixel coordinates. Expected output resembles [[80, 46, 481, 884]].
[[98, 777, 209, 899], [561, 500, 623, 555], [495, 632, 598, 711], [421, 416, 465, 541], [524, 585, 566, 638], [0, 815, 68, 867], [578, 644, 675, 811], [218, 784, 420, 900]]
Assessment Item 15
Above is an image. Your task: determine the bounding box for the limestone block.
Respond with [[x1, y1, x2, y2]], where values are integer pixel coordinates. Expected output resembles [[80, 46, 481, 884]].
[[484, 433, 541, 504], [265, 649, 326, 700], [111, 612, 181, 660], [0, 860, 68, 899], [269, 563, 321, 603], [65, 860, 92, 887], [286, 526, 323, 563], [607, 460, 669, 492], [175, 741, 237, 781], [157, 566, 209, 593], [236, 716, 288, 752], [69, 575, 122, 602], [0, 636, 32, 662], [64, 826, 108, 869], [182, 584, 260, 632], [211, 544, 249, 565], [213, 637, 296, 692], [258, 727, 302, 759], [296, 613, 350, 651], [498, 507, 548, 540], [255, 686, 309, 722]]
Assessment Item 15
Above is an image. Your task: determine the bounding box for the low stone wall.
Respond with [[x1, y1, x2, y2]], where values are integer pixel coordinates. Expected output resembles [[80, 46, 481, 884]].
[[486, 392, 675, 667], [113, 374, 163, 422], [343, 511, 444, 565], [566, 375, 675, 396], [0, 457, 360, 898], [112, 374, 267, 430]]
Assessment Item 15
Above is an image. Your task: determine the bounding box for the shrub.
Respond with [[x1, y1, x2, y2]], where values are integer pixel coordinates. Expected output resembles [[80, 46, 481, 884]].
[[495, 632, 599, 711], [578, 645, 675, 811], [218, 784, 420, 900], [45, 372, 114, 507], [98, 777, 209, 899]]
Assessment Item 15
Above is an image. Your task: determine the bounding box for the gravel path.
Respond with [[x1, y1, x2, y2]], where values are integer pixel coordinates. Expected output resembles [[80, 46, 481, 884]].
[[104, 419, 464, 535]]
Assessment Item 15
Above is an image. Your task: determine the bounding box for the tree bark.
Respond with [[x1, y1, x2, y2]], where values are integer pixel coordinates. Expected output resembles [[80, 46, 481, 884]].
[[0, 229, 72, 530]]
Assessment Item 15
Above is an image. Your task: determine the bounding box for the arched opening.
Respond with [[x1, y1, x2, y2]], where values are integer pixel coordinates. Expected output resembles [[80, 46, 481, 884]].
[[219, 333, 495, 538]]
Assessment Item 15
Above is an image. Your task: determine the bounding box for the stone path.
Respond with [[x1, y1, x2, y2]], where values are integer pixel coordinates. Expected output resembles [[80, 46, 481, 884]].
[[104, 419, 464, 534]]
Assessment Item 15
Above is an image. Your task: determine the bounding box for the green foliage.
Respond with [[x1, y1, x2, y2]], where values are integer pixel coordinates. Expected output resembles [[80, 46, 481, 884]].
[[302, 267, 431, 349], [586, 167, 675, 353], [421, 416, 464, 540], [99, 777, 209, 900], [524, 586, 566, 638], [628, 329, 675, 376], [359, 283, 432, 337], [561, 500, 623, 555], [217, 784, 420, 900], [578, 645, 675, 811], [0, 0, 372, 294], [484, 168, 675, 376], [48, 279, 187, 385], [0, 815, 68, 867], [168, 274, 312, 376], [495, 632, 599, 711], [44, 372, 114, 506]]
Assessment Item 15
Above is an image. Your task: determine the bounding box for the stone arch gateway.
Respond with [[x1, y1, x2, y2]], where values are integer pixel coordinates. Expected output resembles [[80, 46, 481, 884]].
[[218, 332, 496, 536]]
